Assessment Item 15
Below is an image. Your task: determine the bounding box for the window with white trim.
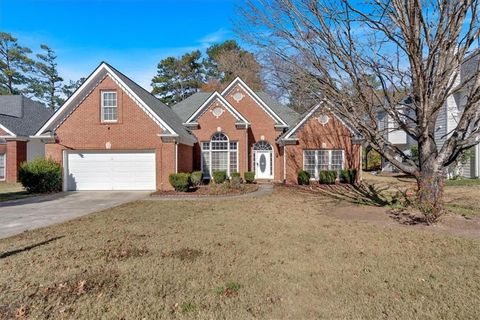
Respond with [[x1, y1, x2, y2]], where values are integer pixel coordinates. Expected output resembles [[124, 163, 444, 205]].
[[303, 150, 344, 179], [201, 133, 238, 178], [101, 91, 117, 122], [0, 153, 4, 180]]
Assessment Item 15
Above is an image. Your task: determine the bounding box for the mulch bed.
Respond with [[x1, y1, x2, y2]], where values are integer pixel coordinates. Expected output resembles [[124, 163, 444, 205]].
[[151, 184, 259, 197]]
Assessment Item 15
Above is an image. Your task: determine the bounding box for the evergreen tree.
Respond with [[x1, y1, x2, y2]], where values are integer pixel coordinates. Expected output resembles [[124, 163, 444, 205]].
[[31, 44, 64, 109], [204, 40, 263, 90], [62, 77, 85, 98], [0, 32, 35, 95], [151, 50, 203, 105]]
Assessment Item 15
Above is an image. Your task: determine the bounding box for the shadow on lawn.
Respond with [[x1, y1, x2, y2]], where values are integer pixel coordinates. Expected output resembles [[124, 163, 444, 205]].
[[299, 183, 427, 225], [0, 236, 65, 259]]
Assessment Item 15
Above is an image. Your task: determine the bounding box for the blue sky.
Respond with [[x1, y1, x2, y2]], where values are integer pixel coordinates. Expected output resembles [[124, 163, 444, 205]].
[[0, 0, 241, 89]]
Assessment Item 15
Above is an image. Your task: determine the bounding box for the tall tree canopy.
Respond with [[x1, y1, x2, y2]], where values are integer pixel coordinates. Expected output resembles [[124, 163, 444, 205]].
[[0, 32, 35, 95], [204, 40, 263, 90], [62, 77, 85, 99], [238, 0, 480, 223], [151, 50, 203, 105], [31, 44, 64, 109]]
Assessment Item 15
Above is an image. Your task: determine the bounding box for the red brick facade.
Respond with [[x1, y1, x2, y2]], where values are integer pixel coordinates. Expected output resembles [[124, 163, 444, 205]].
[[40, 66, 360, 190], [4, 140, 27, 182], [45, 76, 190, 190], [284, 110, 361, 184]]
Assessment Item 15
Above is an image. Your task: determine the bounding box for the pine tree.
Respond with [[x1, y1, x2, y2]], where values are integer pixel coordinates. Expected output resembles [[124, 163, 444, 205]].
[[0, 32, 35, 95], [62, 77, 85, 98], [151, 50, 203, 105], [31, 44, 64, 109]]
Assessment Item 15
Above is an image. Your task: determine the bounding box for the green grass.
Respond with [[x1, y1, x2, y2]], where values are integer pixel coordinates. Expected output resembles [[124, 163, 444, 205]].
[[445, 178, 480, 187], [0, 186, 479, 319], [0, 182, 34, 202]]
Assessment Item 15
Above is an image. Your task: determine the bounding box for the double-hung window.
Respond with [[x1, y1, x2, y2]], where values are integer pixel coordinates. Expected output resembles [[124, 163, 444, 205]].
[[303, 149, 344, 179], [101, 91, 117, 122]]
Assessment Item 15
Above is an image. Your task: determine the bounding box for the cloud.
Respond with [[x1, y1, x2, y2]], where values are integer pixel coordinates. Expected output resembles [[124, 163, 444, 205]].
[[197, 28, 232, 48]]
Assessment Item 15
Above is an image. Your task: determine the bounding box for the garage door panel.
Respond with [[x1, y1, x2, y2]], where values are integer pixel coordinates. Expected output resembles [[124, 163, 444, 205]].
[[66, 151, 156, 191]]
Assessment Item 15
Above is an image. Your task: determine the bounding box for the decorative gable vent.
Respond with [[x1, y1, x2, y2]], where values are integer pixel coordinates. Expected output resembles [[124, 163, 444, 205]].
[[211, 106, 224, 118], [317, 114, 330, 125], [232, 92, 245, 103]]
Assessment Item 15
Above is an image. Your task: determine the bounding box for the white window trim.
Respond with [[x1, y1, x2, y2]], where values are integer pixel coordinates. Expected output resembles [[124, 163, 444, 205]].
[[303, 149, 345, 180], [200, 134, 239, 178], [101, 90, 118, 123], [0, 153, 5, 181]]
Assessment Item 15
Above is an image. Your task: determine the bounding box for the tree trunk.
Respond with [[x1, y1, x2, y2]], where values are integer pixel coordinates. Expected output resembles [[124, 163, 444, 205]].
[[415, 169, 445, 224]]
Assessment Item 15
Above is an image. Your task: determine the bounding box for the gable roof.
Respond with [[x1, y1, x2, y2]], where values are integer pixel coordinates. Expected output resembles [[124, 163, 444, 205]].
[[0, 96, 53, 137], [171, 82, 300, 127], [184, 92, 249, 125], [35, 62, 196, 145], [221, 77, 289, 127], [172, 92, 212, 122], [280, 101, 362, 142]]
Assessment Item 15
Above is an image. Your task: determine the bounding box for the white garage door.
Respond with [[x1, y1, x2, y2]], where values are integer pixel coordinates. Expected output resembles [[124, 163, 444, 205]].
[[66, 151, 156, 191]]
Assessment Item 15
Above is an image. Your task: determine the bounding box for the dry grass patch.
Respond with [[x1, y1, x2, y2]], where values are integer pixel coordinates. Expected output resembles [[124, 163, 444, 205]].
[[0, 186, 479, 319]]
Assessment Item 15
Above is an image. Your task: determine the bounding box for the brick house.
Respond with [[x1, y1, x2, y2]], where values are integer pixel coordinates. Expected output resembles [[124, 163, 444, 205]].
[[34, 62, 362, 190], [0, 96, 53, 182]]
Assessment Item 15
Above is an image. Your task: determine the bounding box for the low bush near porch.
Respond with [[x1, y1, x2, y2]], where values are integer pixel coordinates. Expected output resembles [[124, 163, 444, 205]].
[[319, 170, 337, 184], [18, 158, 62, 193], [244, 171, 255, 183], [297, 170, 310, 185], [340, 169, 357, 184], [168, 173, 191, 192], [212, 170, 227, 184]]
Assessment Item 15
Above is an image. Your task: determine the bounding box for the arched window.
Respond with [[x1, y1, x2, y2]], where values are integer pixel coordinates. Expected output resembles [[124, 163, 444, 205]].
[[201, 133, 238, 178], [253, 140, 273, 151]]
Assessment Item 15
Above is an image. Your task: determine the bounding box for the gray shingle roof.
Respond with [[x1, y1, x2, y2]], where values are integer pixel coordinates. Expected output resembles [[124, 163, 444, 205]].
[[461, 49, 480, 81], [0, 95, 53, 136], [255, 92, 300, 126], [171, 92, 213, 122], [40, 62, 196, 145], [105, 63, 196, 144], [171, 91, 300, 126]]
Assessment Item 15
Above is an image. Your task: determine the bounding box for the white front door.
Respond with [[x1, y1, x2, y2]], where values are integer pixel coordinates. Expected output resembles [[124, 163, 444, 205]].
[[254, 151, 273, 179], [65, 151, 156, 191]]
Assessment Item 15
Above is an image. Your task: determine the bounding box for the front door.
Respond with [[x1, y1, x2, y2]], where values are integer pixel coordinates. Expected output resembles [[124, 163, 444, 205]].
[[254, 151, 273, 179]]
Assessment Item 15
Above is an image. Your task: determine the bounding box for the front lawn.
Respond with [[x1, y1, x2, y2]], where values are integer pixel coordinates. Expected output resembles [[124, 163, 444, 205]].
[[0, 186, 478, 319], [0, 183, 33, 202], [364, 173, 480, 217]]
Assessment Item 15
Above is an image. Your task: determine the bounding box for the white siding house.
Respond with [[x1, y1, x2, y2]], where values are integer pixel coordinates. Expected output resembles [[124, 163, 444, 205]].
[[378, 52, 480, 178]]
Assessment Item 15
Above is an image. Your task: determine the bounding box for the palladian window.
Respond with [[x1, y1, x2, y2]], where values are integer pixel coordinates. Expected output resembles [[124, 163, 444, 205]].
[[201, 133, 238, 178]]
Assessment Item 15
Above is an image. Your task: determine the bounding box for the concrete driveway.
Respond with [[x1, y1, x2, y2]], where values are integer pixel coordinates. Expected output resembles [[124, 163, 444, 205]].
[[0, 192, 149, 239]]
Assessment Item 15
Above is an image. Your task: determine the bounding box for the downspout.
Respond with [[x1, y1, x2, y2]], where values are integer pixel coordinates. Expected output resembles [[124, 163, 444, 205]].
[[245, 124, 249, 172], [283, 145, 286, 182], [175, 142, 178, 173], [359, 146, 363, 181], [476, 144, 479, 178]]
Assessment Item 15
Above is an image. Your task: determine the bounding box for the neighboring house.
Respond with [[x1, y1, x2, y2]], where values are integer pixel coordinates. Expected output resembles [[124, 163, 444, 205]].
[[35, 62, 362, 191], [378, 52, 480, 178], [0, 96, 54, 182]]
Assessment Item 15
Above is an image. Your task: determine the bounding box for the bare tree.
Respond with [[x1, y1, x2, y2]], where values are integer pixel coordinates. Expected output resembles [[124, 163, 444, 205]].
[[237, 0, 480, 223]]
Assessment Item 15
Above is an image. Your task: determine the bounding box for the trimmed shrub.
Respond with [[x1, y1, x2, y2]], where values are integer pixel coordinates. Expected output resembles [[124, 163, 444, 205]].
[[230, 172, 242, 189], [244, 171, 255, 184], [340, 169, 357, 184], [230, 172, 241, 178], [169, 173, 191, 192], [319, 170, 337, 184], [212, 170, 227, 184], [18, 158, 62, 193], [297, 170, 310, 185], [191, 171, 203, 187]]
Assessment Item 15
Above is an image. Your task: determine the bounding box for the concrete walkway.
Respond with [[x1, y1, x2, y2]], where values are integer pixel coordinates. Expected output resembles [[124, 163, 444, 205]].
[[0, 192, 149, 239], [146, 184, 274, 201]]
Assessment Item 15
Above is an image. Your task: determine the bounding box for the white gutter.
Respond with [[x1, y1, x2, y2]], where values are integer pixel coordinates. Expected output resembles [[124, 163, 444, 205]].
[[245, 124, 249, 172], [283, 145, 287, 182]]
